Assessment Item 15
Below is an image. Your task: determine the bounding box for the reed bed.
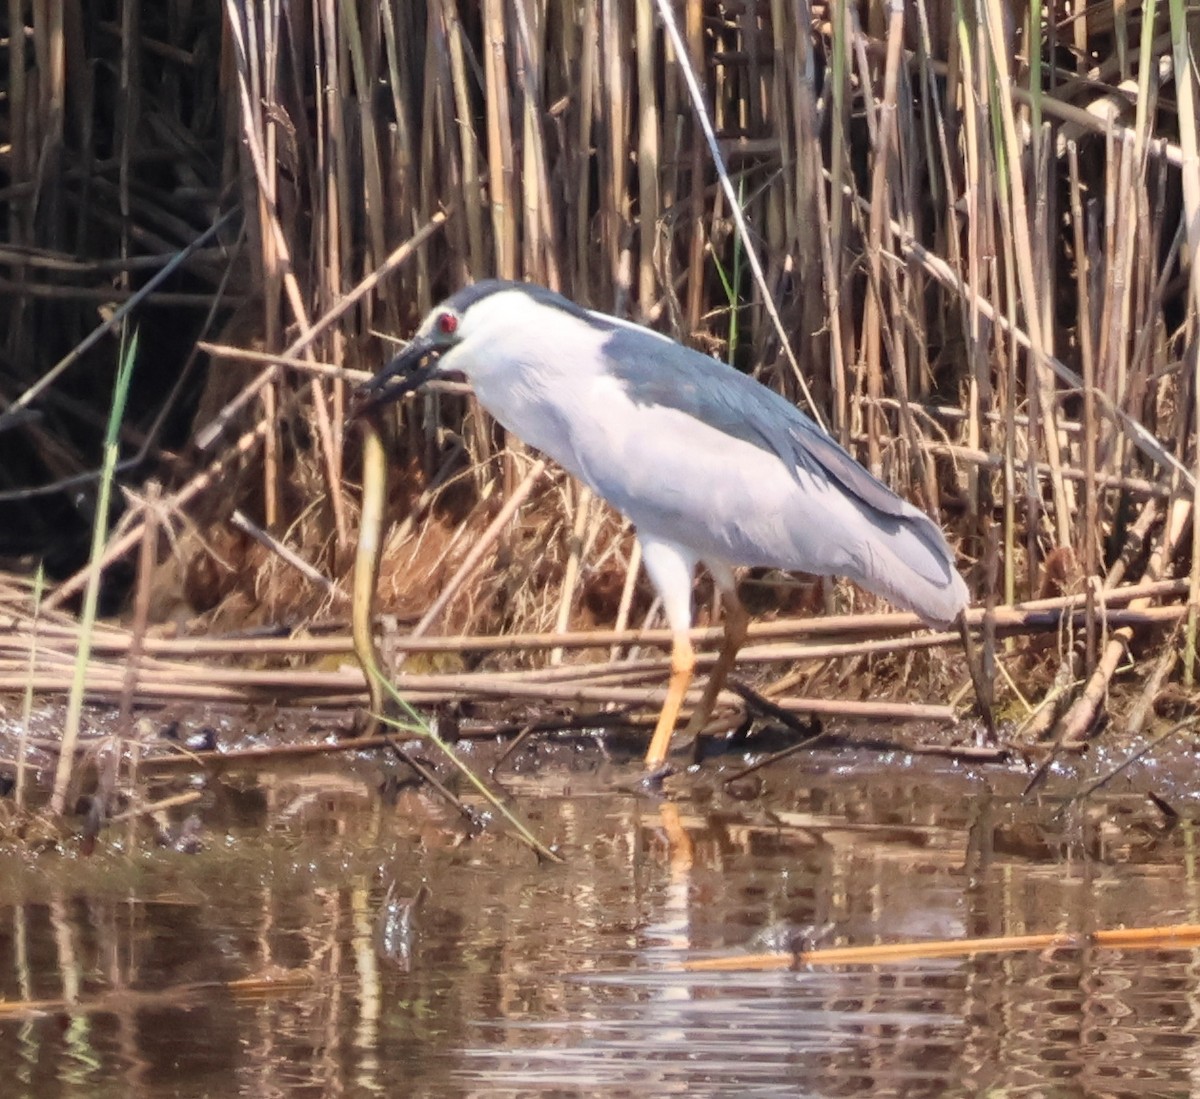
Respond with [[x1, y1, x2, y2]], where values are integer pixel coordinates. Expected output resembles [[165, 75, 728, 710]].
[[0, 1, 1197, 771]]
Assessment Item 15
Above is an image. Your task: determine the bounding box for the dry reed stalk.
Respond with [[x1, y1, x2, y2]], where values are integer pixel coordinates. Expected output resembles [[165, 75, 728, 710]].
[[635, 0, 659, 310], [437, 0, 485, 276], [138, 734, 396, 771], [887, 205, 1187, 486], [515, 3, 560, 289], [379, 4, 417, 274], [1123, 628, 1180, 740], [414, 9, 442, 306], [483, 0, 516, 279], [654, 0, 819, 422], [551, 485, 593, 665], [5, 597, 1188, 725], [5, 210, 236, 419], [45, 421, 269, 610], [1096, 129, 1123, 474], [800, 8, 848, 444], [571, 0, 598, 300], [109, 480, 161, 817], [397, 459, 547, 659], [6, 576, 1188, 663], [222, 0, 349, 547], [117, 481, 159, 727], [860, 0, 905, 477], [0, 279, 236, 305], [676, 0, 700, 333], [954, 0, 988, 542], [191, 344, 360, 383], [826, 0, 852, 432], [341, 2, 388, 280], [6, 0, 28, 255], [115, 0, 138, 286], [0, 599, 1189, 707], [0, 969, 321, 1022], [905, 440, 1175, 497], [229, 509, 348, 603], [990, 15, 1053, 573], [106, 789, 203, 825], [1168, 0, 1200, 686], [14, 569, 43, 812], [1027, 117, 1048, 597], [1015, 493, 1156, 760], [1056, 499, 1191, 745], [193, 210, 448, 450], [0, 651, 959, 724], [1067, 141, 1100, 670], [684, 922, 1200, 973], [605, 3, 634, 315], [608, 535, 642, 660], [0, 245, 233, 276]]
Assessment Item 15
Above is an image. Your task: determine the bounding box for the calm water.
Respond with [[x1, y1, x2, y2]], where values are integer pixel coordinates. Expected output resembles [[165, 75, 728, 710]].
[[1, 739, 1199, 1097]]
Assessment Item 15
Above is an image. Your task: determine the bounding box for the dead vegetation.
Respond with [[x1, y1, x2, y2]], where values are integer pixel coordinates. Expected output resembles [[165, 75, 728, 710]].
[[1, 0, 1199, 766]]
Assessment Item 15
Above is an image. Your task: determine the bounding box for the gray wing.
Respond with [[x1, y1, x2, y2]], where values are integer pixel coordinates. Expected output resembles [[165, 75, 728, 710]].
[[600, 324, 928, 525]]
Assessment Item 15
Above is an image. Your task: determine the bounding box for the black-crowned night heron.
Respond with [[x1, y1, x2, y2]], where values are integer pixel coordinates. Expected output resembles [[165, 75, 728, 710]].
[[359, 280, 970, 766]]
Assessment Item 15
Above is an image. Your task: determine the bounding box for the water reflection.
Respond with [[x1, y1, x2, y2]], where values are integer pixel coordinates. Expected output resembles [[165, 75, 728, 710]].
[[0, 752, 1198, 1096]]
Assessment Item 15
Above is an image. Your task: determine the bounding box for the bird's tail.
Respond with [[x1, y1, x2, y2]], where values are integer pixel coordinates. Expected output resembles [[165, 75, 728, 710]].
[[844, 509, 969, 629]]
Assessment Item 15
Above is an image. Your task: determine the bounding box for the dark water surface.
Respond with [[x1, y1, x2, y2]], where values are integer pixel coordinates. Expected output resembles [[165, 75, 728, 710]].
[[1, 737, 1199, 1097]]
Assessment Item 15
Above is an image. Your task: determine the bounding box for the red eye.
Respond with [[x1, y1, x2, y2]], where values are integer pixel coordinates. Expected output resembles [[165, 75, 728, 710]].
[[437, 311, 458, 336]]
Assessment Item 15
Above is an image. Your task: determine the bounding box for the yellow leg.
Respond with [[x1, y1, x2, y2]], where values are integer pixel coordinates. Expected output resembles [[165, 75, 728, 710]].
[[682, 590, 749, 737], [645, 630, 695, 766]]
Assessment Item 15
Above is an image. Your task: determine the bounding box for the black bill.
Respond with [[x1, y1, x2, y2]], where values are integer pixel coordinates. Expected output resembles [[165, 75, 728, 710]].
[[353, 334, 442, 416]]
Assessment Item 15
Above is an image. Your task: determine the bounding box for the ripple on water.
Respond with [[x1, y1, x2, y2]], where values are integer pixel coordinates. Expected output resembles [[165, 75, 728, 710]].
[[0, 747, 1198, 1097]]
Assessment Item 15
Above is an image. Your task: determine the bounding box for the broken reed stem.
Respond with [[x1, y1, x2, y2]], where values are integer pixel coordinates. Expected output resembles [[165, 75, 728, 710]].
[[4, 576, 1186, 661], [118, 481, 160, 730], [683, 922, 1200, 973], [230, 509, 350, 603], [4, 209, 238, 419], [1123, 630, 1181, 740], [552, 485, 593, 665], [105, 479, 161, 816], [1056, 499, 1191, 744], [2, 596, 1188, 717], [14, 599, 1176, 676], [836, 169, 1192, 487], [45, 421, 269, 611], [193, 211, 450, 451], [0, 657, 958, 723], [397, 458, 547, 662], [106, 790, 204, 825]]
